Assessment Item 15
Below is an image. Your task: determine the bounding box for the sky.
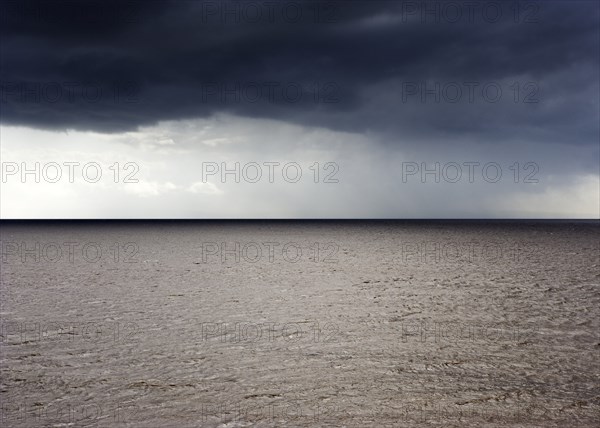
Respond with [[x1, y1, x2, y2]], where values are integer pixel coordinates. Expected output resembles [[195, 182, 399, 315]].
[[0, 0, 598, 218]]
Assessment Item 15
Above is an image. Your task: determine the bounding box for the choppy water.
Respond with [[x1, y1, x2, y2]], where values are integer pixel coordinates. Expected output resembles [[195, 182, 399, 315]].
[[1, 221, 599, 427]]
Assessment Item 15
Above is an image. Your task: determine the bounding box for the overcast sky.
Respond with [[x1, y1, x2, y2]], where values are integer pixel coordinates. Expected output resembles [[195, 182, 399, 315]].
[[1, 0, 598, 218]]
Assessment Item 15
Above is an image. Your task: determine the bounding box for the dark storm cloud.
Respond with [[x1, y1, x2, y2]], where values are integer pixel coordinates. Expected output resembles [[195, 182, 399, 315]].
[[0, 0, 598, 149]]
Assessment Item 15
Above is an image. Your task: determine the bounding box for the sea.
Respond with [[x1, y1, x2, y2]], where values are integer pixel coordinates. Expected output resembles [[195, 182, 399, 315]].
[[1, 220, 598, 427]]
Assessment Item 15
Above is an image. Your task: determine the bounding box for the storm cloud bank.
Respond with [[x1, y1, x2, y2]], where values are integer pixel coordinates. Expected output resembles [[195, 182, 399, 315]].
[[0, 1, 598, 218], [1, 1, 598, 142]]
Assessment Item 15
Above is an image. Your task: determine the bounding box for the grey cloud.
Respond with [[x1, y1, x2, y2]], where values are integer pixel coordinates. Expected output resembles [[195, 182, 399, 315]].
[[0, 0, 598, 149]]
